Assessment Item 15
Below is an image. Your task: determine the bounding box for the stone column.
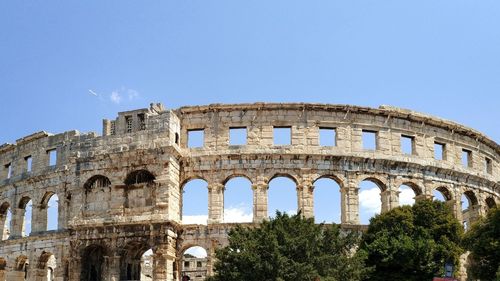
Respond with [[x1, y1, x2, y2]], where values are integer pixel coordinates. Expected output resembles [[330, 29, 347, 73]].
[[341, 185, 359, 225], [9, 208, 25, 238], [446, 198, 463, 223], [252, 182, 268, 222], [380, 189, 399, 213], [153, 230, 177, 281], [297, 181, 314, 219], [31, 204, 47, 234], [208, 183, 224, 224], [0, 213, 7, 240]]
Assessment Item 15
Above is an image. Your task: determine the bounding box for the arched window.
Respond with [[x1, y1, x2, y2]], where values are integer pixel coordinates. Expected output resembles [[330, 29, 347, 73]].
[[181, 246, 208, 281], [18, 197, 32, 237], [433, 187, 452, 202], [38, 252, 56, 281], [0, 203, 11, 240], [313, 177, 341, 223], [46, 194, 59, 231], [120, 243, 152, 281], [268, 176, 297, 218], [358, 179, 385, 224], [125, 170, 155, 185], [223, 177, 253, 223], [399, 184, 420, 206], [182, 179, 208, 225]]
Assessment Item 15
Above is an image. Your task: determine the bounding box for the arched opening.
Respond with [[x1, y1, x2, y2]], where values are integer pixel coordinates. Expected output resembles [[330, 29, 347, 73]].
[[124, 170, 155, 185], [0, 257, 6, 281], [41, 193, 59, 231], [181, 246, 208, 281], [485, 197, 497, 211], [120, 243, 152, 281], [462, 191, 480, 230], [358, 178, 385, 224], [182, 179, 209, 225], [399, 184, 420, 206], [268, 175, 298, 218], [83, 175, 111, 214], [223, 176, 253, 223], [0, 202, 11, 240], [15, 255, 29, 280], [19, 197, 32, 237], [38, 252, 56, 281], [433, 187, 452, 202], [313, 177, 341, 223], [81, 245, 107, 281]]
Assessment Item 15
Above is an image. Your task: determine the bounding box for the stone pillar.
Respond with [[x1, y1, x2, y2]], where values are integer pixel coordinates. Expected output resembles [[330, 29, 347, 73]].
[[31, 204, 47, 234], [153, 230, 177, 281], [0, 213, 7, 240], [252, 182, 268, 222], [298, 181, 314, 219], [380, 189, 399, 213], [208, 183, 224, 224], [446, 199, 462, 223], [108, 256, 120, 281], [32, 268, 48, 281], [10, 208, 25, 238], [341, 185, 359, 225]]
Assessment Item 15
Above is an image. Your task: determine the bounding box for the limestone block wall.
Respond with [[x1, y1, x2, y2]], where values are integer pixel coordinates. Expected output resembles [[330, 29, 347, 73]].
[[0, 102, 497, 281]]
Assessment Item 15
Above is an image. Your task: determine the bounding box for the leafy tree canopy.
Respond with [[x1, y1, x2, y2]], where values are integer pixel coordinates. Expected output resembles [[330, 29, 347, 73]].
[[360, 200, 464, 281], [463, 206, 500, 280], [207, 212, 370, 281]]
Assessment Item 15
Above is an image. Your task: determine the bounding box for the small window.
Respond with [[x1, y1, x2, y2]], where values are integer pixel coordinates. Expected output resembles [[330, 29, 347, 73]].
[[5, 163, 12, 179], [434, 142, 445, 160], [125, 116, 133, 133], [362, 130, 377, 150], [462, 149, 472, 168], [401, 135, 415, 155], [48, 149, 57, 166], [197, 261, 202, 268], [25, 156, 32, 172], [188, 129, 204, 148], [138, 114, 146, 131], [175, 132, 180, 145], [184, 261, 190, 268], [273, 126, 291, 145], [319, 128, 336, 146], [110, 121, 116, 135], [229, 127, 247, 145], [485, 157, 492, 174]]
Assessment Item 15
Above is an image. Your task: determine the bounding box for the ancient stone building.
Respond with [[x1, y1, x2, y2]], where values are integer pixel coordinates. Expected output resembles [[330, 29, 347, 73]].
[[0, 102, 498, 281]]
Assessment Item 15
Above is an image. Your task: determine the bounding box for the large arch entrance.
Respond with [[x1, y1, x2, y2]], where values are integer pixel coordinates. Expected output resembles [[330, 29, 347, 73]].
[[80, 245, 107, 281]]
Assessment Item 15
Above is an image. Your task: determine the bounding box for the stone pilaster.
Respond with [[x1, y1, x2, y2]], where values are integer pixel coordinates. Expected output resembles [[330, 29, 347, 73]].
[[9, 207, 25, 238], [208, 183, 224, 224], [341, 185, 359, 225], [298, 181, 314, 219], [381, 189, 399, 213], [252, 182, 268, 222], [153, 231, 177, 281]]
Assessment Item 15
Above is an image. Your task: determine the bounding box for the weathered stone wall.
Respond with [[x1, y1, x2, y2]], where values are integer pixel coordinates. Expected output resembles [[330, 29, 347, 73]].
[[0, 103, 498, 281]]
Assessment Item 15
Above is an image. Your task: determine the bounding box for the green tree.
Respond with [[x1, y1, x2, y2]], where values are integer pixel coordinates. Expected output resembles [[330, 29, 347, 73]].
[[360, 200, 464, 281], [463, 207, 500, 280], [206, 212, 370, 281]]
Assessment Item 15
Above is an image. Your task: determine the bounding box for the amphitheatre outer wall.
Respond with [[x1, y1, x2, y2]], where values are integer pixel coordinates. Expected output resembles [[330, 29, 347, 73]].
[[0, 102, 498, 281]]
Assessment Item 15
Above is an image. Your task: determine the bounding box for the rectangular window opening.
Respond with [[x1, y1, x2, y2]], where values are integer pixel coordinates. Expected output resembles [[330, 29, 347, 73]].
[[125, 116, 133, 133], [434, 142, 445, 160], [138, 114, 146, 131], [362, 130, 377, 150], [485, 157, 492, 174], [25, 156, 32, 172], [229, 127, 247, 145], [110, 121, 116, 135], [5, 163, 12, 179], [462, 149, 472, 168], [48, 149, 57, 166], [187, 129, 204, 148], [319, 127, 336, 146], [401, 135, 415, 155], [197, 261, 202, 268], [273, 126, 291, 146]]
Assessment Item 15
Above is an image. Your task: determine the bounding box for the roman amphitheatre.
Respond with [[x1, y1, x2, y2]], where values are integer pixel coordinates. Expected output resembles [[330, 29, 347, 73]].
[[0, 102, 498, 281]]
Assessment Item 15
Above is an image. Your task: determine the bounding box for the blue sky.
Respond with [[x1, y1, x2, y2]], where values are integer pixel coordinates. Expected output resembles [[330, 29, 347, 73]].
[[1, 2, 499, 236]]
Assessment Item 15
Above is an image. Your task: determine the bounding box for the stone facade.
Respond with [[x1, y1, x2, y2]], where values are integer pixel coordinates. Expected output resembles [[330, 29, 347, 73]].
[[0, 102, 498, 281]]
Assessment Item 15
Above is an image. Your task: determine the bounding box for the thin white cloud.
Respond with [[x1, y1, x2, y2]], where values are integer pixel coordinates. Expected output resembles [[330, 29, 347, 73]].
[[359, 187, 381, 215], [110, 91, 122, 104], [224, 207, 253, 223], [185, 246, 207, 258], [399, 187, 415, 206], [182, 215, 208, 225], [128, 89, 139, 100]]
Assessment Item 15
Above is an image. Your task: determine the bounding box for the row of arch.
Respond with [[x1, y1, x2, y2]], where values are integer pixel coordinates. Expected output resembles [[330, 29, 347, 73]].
[[0, 193, 58, 240], [0, 251, 56, 281], [181, 173, 498, 225]]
